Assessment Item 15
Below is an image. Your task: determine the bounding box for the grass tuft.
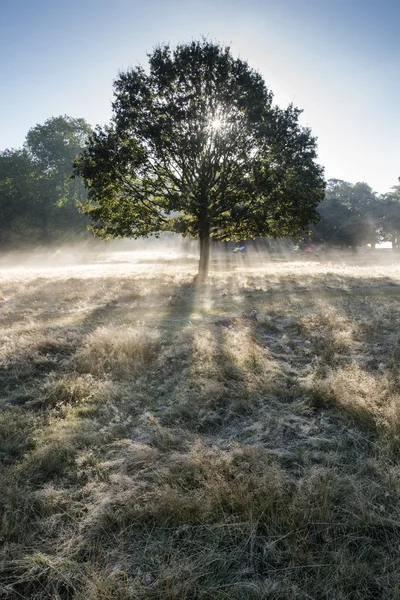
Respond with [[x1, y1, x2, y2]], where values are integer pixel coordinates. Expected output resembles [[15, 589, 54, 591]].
[[75, 325, 161, 379]]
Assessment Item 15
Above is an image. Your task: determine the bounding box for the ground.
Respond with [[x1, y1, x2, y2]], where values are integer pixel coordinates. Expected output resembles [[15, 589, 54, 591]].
[[1, 245, 400, 599]]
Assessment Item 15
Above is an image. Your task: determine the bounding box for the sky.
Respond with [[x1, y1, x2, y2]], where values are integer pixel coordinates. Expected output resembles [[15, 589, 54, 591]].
[[0, 0, 399, 193]]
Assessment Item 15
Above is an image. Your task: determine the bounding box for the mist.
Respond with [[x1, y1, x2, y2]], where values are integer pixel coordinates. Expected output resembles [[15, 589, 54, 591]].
[[1, 234, 399, 286]]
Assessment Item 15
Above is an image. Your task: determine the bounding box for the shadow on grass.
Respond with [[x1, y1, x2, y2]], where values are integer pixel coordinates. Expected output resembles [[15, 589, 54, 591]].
[[3, 268, 400, 599]]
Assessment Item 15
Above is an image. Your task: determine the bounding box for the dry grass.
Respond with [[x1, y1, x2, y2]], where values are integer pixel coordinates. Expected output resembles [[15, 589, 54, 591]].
[[2, 248, 400, 599], [75, 326, 162, 379]]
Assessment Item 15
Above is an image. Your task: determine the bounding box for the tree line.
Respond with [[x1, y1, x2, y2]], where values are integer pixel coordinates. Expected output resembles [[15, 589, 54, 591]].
[[0, 41, 399, 261], [313, 178, 400, 249], [1, 115, 399, 253]]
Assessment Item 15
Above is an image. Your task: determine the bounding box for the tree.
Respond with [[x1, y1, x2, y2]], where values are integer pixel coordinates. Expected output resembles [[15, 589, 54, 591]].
[[0, 116, 91, 247], [377, 185, 400, 249], [75, 40, 325, 278], [26, 116, 90, 179], [25, 116, 91, 241], [314, 179, 380, 248], [0, 149, 37, 246]]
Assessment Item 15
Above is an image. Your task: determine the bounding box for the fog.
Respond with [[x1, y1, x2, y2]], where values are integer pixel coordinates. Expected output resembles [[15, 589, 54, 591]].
[[0, 236, 197, 277], [0, 234, 400, 289]]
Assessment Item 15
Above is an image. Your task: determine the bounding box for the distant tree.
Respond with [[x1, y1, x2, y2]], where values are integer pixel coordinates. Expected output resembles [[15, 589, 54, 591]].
[[376, 185, 400, 249], [0, 116, 91, 247], [26, 116, 90, 180], [75, 40, 325, 279], [26, 116, 91, 241], [0, 149, 36, 246], [314, 179, 380, 248]]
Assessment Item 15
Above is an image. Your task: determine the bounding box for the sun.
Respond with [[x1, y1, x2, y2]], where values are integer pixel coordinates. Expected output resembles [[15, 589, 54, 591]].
[[210, 117, 223, 130]]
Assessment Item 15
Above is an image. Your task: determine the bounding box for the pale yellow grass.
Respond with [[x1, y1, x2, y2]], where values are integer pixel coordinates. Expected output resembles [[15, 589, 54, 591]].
[[2, 248, 400, 599]]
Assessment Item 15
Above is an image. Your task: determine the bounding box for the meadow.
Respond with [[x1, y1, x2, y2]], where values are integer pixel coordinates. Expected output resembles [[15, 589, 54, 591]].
[[1, 245, 400, 599]]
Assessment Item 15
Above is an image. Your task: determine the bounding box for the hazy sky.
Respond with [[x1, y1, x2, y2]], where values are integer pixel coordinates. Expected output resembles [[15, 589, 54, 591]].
[[1, 0, 399, 193]]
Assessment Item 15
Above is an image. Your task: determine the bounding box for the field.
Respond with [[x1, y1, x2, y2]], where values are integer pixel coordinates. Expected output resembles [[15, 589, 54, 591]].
[[1, 245, 400, 599]]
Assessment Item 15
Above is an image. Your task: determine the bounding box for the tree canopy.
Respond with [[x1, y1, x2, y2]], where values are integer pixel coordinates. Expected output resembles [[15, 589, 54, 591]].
[[377, 185, 400, 249], [0, 116, 91, 246], [314, 179, 380, 248], [313, 179, 400, 250], [75, 40, 325, 277]]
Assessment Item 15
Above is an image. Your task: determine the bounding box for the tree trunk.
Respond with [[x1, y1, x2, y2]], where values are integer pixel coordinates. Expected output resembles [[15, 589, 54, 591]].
[[198, 231, 210, 281]]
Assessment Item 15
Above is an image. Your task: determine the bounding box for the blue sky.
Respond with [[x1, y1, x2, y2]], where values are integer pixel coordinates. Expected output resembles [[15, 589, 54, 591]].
[[1, 0, 399, 193]]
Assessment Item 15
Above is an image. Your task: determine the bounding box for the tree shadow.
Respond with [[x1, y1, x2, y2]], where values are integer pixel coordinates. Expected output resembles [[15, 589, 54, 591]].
[[4, 261, 400, 600]]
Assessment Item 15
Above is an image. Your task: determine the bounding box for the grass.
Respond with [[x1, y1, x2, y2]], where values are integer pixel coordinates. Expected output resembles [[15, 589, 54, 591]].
[[1, 247, 400, 598]]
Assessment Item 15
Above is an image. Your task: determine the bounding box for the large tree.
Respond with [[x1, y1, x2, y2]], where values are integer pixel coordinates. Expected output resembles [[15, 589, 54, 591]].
[[75, 40, 325, 278]]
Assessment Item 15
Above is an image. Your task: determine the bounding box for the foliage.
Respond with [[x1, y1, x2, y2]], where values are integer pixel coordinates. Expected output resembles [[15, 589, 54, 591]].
[[0, 149, 37, 246], [75, 40, 325, 276], [314, 179, 381, 247], [0, 116, 91, 247], [376, 185, 400, 248]]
